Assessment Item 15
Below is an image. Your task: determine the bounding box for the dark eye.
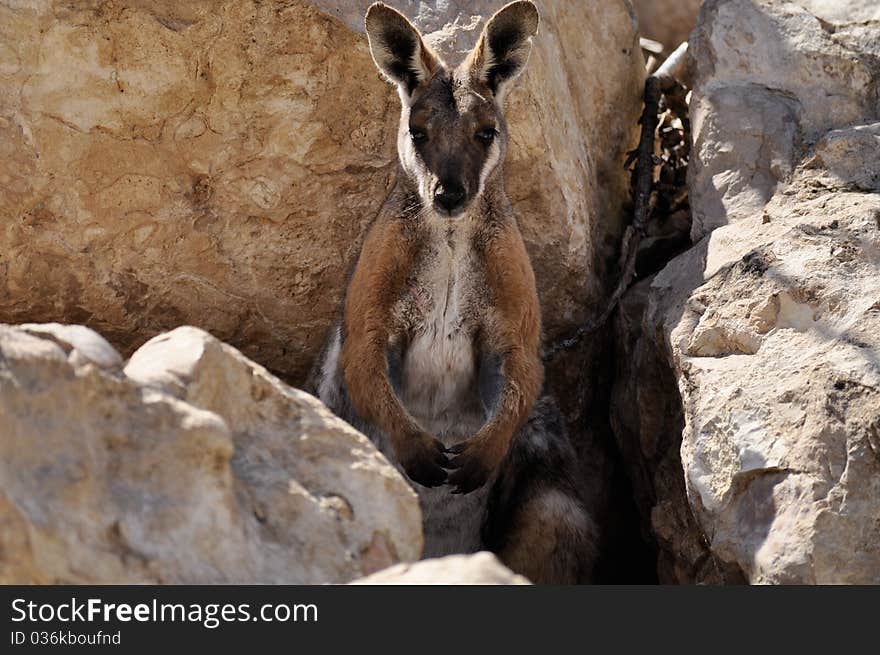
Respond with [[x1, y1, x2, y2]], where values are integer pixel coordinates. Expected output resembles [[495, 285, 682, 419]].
[[475, 128, 498, 143], [410, 128, 428, 143]]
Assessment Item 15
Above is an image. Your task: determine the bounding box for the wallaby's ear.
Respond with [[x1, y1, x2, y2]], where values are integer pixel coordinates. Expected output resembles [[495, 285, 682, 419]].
[[365, 3, 441, 97], [466, 1, 539, 102]]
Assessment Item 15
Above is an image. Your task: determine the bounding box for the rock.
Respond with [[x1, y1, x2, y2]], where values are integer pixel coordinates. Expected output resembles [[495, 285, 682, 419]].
[[16, 322, 124, 371], [795, 0, 880, 23], [351, 552, 530, 585], [611, 279, 737, 584], [612, 0, 880, 583], [688, 84, 801, 240], [0, 324, 421, 584], [632, 0, 703, 51], [688, 0, 878, 240], [632, 0, 880, 56], [0, 0, 644, 389], [807, 123, 880, 193]]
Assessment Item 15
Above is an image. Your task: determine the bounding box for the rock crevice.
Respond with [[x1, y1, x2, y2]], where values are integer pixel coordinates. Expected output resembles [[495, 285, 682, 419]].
[[611, 0, 880, 584]]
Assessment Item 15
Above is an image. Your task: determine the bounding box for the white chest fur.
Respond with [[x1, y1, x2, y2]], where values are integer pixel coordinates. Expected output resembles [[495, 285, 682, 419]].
[[399, 224, 482, 441], [395, 221, 490, 557], [401, 240, 489, 557]]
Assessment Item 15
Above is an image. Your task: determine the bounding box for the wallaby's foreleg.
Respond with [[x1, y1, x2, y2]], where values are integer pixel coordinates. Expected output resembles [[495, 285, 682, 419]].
[[448, 226, 542, 493], [340, 217, 449, 487]]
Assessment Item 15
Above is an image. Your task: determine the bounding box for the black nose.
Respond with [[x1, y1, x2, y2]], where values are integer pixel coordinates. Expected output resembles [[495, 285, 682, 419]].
[[434, 184, 466, 213]]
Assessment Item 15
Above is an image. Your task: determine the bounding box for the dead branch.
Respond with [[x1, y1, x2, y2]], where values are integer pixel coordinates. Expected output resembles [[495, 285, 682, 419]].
[[542, 43, 690, 363], [654, 41, 691, 90]]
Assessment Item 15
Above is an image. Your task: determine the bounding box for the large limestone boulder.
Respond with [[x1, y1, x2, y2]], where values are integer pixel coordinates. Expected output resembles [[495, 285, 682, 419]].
[[612, 0, 880, 583], [351, 552, 530, 585], [0, 324, 421, 584], [0, 0, 644, 387], [688, 0, 879, 241]]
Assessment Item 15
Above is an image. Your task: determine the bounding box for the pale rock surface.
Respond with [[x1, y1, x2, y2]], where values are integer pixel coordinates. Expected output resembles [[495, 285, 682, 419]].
[[629, 0, 880, 55], [0, 0, 644, 389], [796, 0, 880, 23], [351, 552, 530, 585], [688, 0, 879, 240], [612, 0, 880, 583], [0, 324, 421, 584]]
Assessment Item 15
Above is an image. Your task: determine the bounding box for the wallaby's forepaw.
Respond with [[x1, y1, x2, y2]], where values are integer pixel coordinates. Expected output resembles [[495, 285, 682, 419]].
[[446, 440, 499, 494], [399, 434, 449, 488]]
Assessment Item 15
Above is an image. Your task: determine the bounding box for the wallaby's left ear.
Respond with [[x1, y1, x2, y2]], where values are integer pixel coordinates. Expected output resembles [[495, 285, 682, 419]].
[[466, 1, 539, 101]]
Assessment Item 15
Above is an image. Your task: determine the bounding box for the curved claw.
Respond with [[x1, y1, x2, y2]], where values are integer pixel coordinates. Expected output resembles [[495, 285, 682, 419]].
[[401, 437, 450, 488], [447, 455, 489, 495]]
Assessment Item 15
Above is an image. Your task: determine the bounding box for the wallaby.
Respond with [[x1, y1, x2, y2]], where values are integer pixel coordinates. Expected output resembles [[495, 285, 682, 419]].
[[311, 0, 597, 583]]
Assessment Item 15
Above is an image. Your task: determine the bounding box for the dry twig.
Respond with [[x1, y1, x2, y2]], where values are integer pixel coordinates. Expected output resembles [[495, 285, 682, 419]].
[[543, 42, 690, 363]]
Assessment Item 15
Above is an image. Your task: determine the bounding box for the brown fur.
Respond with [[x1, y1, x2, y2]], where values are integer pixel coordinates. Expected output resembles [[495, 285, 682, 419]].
[[496, 491, 591, 584], [449, 220, 543, 488], [337, 2, 544, 491], [340, 192, 449, 486]]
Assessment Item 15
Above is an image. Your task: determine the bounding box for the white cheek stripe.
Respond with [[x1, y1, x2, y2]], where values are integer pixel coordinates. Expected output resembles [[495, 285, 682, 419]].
[[398, 127, 437, 209], [477, 139, 501, 198]]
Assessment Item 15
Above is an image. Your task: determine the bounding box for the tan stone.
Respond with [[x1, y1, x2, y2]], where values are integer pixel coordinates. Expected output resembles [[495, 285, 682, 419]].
[[795, 0, 880, 23], [0, 324, 421, 584], [351, 552, 530, 585]]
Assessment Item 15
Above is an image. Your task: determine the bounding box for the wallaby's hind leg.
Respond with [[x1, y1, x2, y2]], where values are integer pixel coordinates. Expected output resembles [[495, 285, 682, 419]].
[[482, 397, 598, 584]]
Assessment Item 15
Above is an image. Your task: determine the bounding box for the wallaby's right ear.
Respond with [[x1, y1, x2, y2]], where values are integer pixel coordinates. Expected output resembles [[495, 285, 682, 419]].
[[466, 1, 539, 103], [365, 3, 441, 97]]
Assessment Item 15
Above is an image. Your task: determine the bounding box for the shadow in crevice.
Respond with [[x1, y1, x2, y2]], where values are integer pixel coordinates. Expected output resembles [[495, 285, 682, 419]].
[[586, 331, 660, 584], [604, 234, 749, 584]]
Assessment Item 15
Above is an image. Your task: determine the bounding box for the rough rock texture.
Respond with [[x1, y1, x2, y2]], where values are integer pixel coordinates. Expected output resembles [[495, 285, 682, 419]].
[[351, 551, 530, 585], [796, 0, 880, 23], [688, 0, 879, 241], [612, 0, 880, 584], [632, 0, 703, 50], [0, 0, 644, 388], [0, 324, 421, 584], [630, 0, 880, 63]]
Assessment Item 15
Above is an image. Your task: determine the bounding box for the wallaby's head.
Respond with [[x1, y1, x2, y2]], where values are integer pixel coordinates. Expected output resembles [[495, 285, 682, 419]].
[[365, 1, 539, 218]]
